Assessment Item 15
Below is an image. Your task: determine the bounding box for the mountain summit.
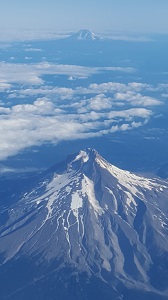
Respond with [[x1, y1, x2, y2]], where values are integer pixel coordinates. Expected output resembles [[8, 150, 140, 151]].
[[0, 148, 168, 299], [67, 29, 105, 41]]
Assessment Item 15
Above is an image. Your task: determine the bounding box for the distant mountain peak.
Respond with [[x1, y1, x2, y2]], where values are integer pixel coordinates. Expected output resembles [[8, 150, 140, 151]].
[[68, 29, 105, 41]]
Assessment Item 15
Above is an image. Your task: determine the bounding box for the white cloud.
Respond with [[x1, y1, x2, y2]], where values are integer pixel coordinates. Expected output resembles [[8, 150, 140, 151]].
[[99, 66, 135, 73], [0, 94, 153, 160], [161, 93, 168, 98], [0, 62, 44, 85], [11, 98, 55, 115], [0, 113, 100, 160], [13, 86, 75, 101], [0, 82, 12, 91], [158, 83, 168, 90], [85, 82, 128, 93], [0, 62, 136, 86], [87, 94, 112, 111], [25, 56, 32, 60], [24, 47, 43, 52], [83, 81, 158, 95], [114, 91, 161, 106], [9, 79, 162, 110], [108, 108, 152, 120], [75, 82, 162, 108], [127, 82, 152, 91], [0, 62, 95, 85], [0, 71, 165, 161]]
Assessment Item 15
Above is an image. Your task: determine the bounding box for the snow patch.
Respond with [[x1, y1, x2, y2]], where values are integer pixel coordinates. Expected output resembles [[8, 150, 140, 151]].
[[82, 175, 104, 216], [74, 150, 89, 163], [96, 156, 163, 198], [72, 29, 104, 41], [105, 187, 118, 212], [65, 186, 71, 194], [125, 191, 137, 207], [71, 192, 83, 218]]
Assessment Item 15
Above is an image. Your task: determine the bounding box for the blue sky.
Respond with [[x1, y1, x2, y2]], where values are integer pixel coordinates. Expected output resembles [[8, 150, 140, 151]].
[[1, 0, 168, 33]]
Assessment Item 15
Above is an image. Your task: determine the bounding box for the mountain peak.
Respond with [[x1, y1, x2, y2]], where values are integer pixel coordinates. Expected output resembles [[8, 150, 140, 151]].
[[68, 29, 105, 41], [0, 149, 168, 299], [73, 148, 97, 162]]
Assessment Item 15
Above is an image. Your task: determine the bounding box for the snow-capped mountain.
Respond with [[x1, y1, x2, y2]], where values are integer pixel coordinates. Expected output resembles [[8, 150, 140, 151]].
[[0, 149, 168, 300], [67, 29, 105, 41]]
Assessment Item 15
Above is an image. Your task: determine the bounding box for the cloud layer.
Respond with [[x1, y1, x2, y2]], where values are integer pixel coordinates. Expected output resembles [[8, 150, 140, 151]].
[[0, 61, 165, 160]]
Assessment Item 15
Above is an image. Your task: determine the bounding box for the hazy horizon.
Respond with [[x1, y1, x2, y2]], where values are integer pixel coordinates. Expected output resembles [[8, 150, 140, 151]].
[[1, 1, 168, 34]]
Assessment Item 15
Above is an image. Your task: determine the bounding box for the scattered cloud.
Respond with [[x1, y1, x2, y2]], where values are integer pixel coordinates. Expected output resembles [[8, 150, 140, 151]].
[[25, 56, 32, 60], [161, 94, 168, 98], [99, 66, 134, 73], [24, 48, 43, 52], [9, 86, 75, 101], [114, 91, 161, 106], [0, 93, 153, 160], [0, 60, 166, 160], [0, 62, 134, 86], [81, 81, 155, 94], [0, 62, 44, 85], [0, 82, 12, 91], [84, 94, 112, 111]]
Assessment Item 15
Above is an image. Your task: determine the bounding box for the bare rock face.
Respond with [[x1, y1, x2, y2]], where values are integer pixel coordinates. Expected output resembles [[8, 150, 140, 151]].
[[0, 148, 168, 300]]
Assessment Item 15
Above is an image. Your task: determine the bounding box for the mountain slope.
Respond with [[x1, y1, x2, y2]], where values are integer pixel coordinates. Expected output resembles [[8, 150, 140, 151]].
[[0, 148, 168, 299]]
